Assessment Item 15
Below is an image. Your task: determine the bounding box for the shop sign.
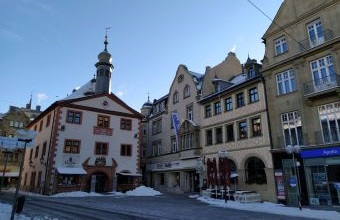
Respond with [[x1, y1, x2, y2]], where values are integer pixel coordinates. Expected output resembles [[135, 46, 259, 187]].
[[301, 146, 340, 158]]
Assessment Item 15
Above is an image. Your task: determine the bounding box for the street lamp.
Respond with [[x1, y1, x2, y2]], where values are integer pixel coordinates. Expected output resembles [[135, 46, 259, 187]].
[[10, 129, 35, 220], [286, 145, 302, 210]]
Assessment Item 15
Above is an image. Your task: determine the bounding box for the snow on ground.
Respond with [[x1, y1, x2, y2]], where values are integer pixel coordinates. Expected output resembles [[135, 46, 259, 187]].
[[2, 186, 340, 220], [196, 196, 340, 220]]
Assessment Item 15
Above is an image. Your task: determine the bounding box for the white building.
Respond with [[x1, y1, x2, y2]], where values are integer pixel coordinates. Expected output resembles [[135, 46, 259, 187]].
[[21, 35, 143, 195]]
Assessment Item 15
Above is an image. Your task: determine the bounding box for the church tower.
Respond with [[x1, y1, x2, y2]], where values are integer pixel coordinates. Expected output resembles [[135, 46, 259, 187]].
[[95, 32, 113, 94]]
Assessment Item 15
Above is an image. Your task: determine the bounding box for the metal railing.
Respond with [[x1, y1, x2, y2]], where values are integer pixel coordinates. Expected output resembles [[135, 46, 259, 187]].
[[303, 74, 340, 97], [299, 29, 334, 52]]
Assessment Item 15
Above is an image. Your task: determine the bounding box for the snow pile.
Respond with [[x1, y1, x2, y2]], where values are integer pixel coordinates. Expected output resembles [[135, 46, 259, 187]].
[[125, 186, 162, 196], [0, 203, 55, 220], [197, 196, 340, 220], [51, 191, 104, 197]]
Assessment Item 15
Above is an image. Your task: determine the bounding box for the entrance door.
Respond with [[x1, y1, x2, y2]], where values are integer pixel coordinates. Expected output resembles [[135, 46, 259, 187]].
[[91, 173, 106, 193], [283, 159, 300, 205], [326, 165, 340, 205]]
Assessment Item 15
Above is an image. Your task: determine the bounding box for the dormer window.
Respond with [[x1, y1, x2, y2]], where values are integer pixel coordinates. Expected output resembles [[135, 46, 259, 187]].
[[215, 82, 221, 93]]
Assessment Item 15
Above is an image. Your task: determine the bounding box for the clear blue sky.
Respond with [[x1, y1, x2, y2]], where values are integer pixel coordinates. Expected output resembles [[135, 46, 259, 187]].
[[0, 0, 283, 114]]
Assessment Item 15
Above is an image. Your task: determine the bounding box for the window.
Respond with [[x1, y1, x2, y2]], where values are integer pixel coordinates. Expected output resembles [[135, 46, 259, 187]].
[[95, 142, 108, 155], [64, 140, 80, 154], [206, 129, 213, 146], [46, 114, 51, 127], [252, 118, 262, 137], [181, 133, 194, 150], [120, 144, 132, 156], [226, 124, 234, 142], [152, 141, 161, 156], [310, 55, 335, 88], [225, 97, 233, 111], [171, 137, 178, 153], [276, 69, 296, 95], [35, 145, 39, 158], [66, 110, 82, 124], [42, 142, 47, 156], [281, 111, 303, 146], [215, 127, 223, 144], [249, 87, 259, 103], [238, 121, 247, 139], [205, 105, 212, 118], [245, 157, 267, 184], [120, 118, 132, 130], [184, 85, 190, 98], [97, 115, 110, 128], [29, 149, 33, 160], [236, 92, 244, 108], [173, 91, 179, 104], [318, 102, 340, 143], [214, 101, 221, 115], [307, 19, 324, 48], [152, 119, 162, 135], [274, 36, 287, 55], [215, 82, 221, 93], [186, 105, 193, 120], [39, 120, 43, 132]]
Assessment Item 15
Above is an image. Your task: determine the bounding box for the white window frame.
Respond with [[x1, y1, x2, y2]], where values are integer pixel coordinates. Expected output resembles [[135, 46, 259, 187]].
[[310, 55, 335, 89], [307, 19, 324, 48], [274, 36, 287, 55], [186, 105, 193, 120], [276, 69, 296, 95], [318, 102, 340, 143], [281, 111, 303, 146]]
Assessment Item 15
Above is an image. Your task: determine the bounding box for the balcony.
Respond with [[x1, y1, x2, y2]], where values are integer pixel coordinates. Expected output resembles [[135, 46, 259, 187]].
[[179, 148, 201, 160], [299, 29, 334, 52], [303, 74, 340, 99]]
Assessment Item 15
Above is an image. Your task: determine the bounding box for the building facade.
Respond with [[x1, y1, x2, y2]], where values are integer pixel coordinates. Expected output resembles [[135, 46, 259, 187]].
[[262, 0, 340, 206], [20, 36, 143, 195], [0, 100, 42, 189], [199, 53, 276, 202], [144, 64, 204, 193]]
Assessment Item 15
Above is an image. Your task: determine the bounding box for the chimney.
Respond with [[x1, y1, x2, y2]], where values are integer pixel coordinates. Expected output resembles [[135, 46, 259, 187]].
[[36, 105, 41, 111]]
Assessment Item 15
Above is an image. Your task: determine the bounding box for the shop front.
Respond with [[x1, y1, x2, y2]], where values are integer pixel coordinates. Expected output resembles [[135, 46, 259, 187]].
[[301, 146, 340, 206]]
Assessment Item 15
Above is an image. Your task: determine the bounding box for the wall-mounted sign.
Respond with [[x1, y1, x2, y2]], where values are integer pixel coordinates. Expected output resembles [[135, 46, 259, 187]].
[[301, 146, 340, 158]]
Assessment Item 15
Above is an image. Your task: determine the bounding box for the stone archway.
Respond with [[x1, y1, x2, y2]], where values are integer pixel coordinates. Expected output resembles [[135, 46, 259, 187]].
[[82, 157, 117, 192]]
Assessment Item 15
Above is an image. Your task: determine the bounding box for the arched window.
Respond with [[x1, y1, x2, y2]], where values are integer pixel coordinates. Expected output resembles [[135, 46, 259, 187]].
[[183, 84, 190, 98], [245, 157, 267, 184], [173, 91, 179, 104]]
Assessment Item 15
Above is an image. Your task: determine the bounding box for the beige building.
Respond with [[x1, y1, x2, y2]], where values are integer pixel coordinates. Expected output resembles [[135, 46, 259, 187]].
[[144, 64, 204, 193], [262, 0, 340, 206], [199, 53, 276, 202]]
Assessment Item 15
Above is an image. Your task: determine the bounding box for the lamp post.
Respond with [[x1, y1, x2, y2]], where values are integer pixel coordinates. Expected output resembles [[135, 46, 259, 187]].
[[286, 145, 302, 210], [10, 130, 35, 220]]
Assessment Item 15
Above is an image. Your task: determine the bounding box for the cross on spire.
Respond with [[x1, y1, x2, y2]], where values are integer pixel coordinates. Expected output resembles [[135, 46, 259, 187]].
[[104, 27, 110, 52]]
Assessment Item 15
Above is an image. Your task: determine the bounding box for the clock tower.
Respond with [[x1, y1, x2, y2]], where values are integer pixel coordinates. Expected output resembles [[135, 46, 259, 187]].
[[95, 32, 113, 94]]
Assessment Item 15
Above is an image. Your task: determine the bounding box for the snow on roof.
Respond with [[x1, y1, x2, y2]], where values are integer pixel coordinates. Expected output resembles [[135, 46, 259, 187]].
[[63, 79, 96, 100], [230, 73, 246, 85]]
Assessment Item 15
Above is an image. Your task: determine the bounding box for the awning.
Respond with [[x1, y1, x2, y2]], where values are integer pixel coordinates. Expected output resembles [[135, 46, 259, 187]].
[[117, 172, 142, 177], [57, 167, 87, 175], [2, 172, 19, 177]]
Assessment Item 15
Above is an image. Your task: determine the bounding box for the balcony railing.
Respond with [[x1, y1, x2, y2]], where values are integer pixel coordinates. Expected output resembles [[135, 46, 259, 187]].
[[299, 29, 334, 52], [303, 74, 340, 97]]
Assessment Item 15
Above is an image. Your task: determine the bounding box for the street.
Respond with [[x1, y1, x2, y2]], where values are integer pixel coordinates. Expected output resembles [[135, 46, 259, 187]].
[[0, 192, 317, 220]]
